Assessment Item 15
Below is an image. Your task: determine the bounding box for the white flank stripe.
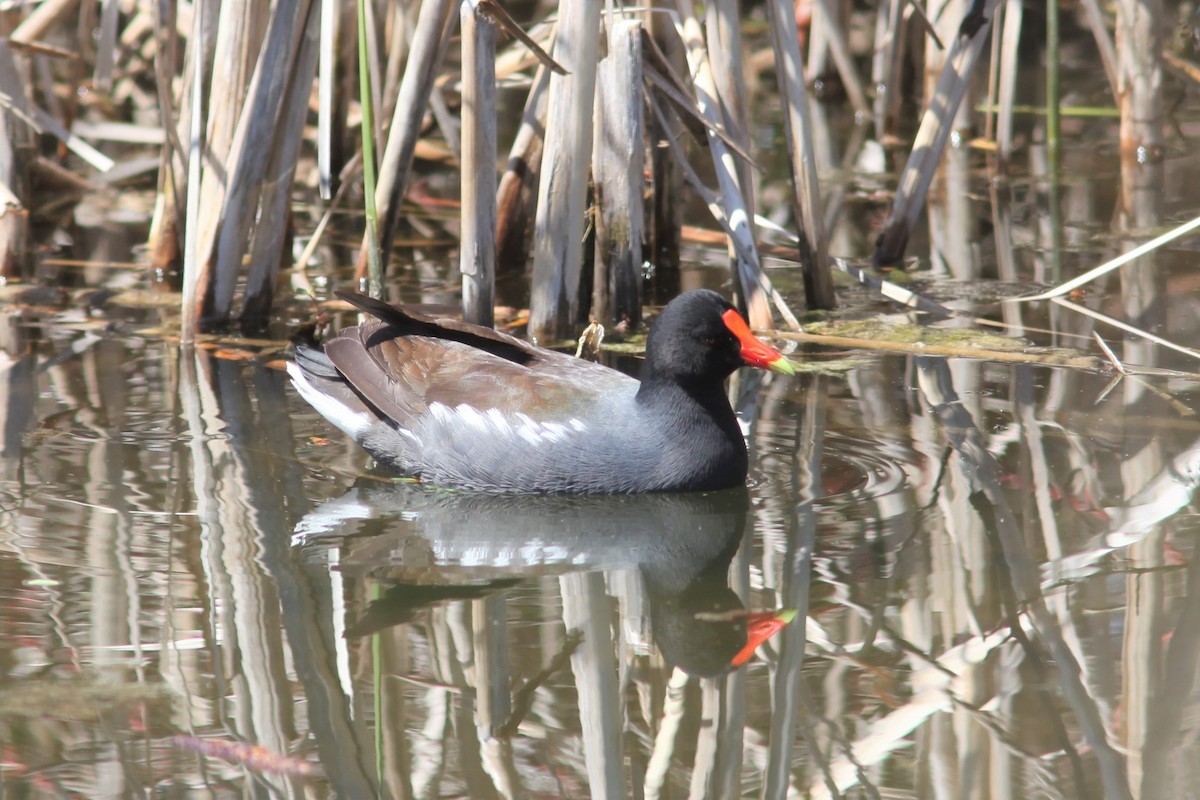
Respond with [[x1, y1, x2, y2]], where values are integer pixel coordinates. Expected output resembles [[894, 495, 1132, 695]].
[[427, 403, 583, 447], [485, 407, 510, 432], [455, 404, 490, 433]]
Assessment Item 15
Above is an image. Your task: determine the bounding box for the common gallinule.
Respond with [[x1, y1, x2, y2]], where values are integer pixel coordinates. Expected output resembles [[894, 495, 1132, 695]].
[[288, 289, 794, 493]]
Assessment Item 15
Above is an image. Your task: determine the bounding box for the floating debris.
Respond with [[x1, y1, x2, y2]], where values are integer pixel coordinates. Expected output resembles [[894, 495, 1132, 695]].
[[172, 735, 319, 778]]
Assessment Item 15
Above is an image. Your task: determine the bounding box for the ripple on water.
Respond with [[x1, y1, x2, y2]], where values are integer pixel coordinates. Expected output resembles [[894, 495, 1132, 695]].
[[754, 430, 920, 582]]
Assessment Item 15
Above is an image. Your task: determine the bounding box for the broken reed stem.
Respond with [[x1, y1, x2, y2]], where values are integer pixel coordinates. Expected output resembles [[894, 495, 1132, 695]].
[[9, 0, 76, 45], [644, 94, 798, 332], [290, 152, 361, 299], [357, 0, 382, 298], [1052, 297, 1200, 363], [1012, 212, 1200, 301], [766, 329, 1113, 372], [495, 630, 583, 738], [460, 0, 497, 327], [592, 19, 645, 328]]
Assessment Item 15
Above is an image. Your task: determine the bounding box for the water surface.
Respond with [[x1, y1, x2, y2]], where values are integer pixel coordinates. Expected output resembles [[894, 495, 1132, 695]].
[[3, 305, 1199, 797]]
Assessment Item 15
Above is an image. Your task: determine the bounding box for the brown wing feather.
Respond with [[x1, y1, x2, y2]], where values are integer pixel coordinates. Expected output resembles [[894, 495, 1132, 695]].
[[324, 319, 636, 428], [338, 290, 539, 365]]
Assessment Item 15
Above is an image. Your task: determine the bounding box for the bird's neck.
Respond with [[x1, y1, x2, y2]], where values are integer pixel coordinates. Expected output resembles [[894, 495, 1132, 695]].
[[635, 377, 748, 491], [636, 376, 739, 433]]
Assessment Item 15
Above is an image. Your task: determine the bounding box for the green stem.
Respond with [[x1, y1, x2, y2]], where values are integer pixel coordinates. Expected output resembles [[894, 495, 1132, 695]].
[[357, 0, 383, 298], [1046, 0, 1060, 175], [1047, 0, 1061, 282], [974, 103, 1118, 118]]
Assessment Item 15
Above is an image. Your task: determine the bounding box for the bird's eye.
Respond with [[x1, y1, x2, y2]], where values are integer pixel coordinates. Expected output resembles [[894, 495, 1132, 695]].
[[702, 335, 717, 346]]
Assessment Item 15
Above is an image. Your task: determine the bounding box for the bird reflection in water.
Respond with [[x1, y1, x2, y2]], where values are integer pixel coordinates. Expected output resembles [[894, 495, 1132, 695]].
[[293, 481, 795, 676]]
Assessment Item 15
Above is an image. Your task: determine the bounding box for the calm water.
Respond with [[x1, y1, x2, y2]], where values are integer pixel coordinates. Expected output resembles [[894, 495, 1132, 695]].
[[6, 16, 1200, 800], [2, 283, 1200, 797]]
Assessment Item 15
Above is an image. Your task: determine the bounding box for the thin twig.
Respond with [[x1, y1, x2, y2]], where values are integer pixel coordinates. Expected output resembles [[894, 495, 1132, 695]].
[[1164, 50, 1200, 85], [1094, 373, 1124, 406], [476, 0, 567, 75], [972, 316, 1096, 346], [1010, 212, 1200, 302], [764, 328, 1160, 375], [494, 630, 583, 738], [1053, 296, 1200, 363], [904, 0, 945, 49], [640, 19, 758, 163], [0, 92, 116, 172], [1092, 332, 1126, 374], [291, 152, 362, 298]]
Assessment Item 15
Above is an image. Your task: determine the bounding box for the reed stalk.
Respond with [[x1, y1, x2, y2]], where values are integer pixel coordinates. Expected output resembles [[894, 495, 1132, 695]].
[[765, 0, 835, 309], [318, 0, 340, 199], [93, 0, 120, 93], [460, 0, 497, 326], [671, 3, 773, 329], [180, 0, 207, 346], [147, 0, 183, 271], [1115, 0, 1165, 388], [206, 1, 316, 325], [186, 1, 265, 327], [370, 0, 457, 268], [592, 19, 645, 328], [871, 0, 907, 141], [705, 0, 754, 228], [646, 3, 684, 303], [1047, 0, 1060, 175], [495, 63, 549, 297], [241, 1, 321, 332], [0, 38, 31, 279], [809, 0, 870, 117], [995, 0, 1023, 170], [1079, 0, 1118, 96], [872, 0, 998, 267], [380, 4, 412, 121], [528, 0, 603, 342], [357, 0, 382, 298], [371, 582, 384, 788]]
